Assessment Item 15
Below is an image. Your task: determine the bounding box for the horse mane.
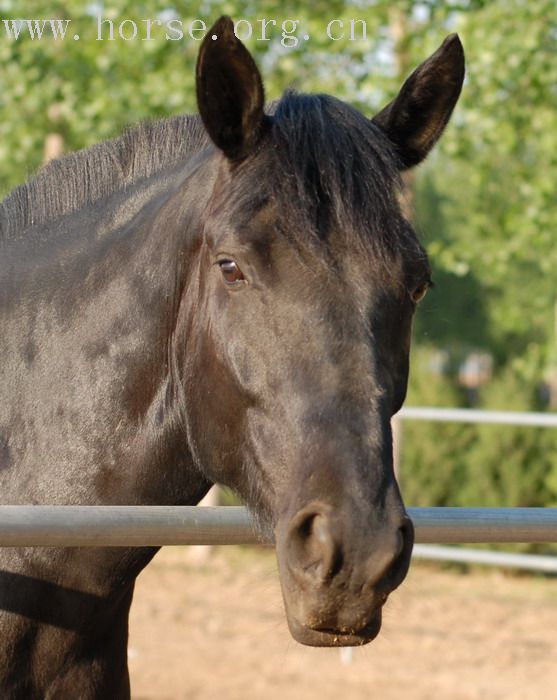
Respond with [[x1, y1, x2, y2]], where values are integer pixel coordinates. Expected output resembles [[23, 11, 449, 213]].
[[0, 114, 210, 241]]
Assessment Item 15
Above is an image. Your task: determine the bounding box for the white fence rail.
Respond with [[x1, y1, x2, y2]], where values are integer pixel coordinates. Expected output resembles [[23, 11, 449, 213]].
[[0, 506, 555, 547], [412, 545, 557, 573], [398, 406, 557, 427]]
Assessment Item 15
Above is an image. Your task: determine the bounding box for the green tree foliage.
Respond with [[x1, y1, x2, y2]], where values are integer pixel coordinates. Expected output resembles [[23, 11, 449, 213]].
[[0, 0, 389, 194], [404, 359, 557, 509], [415, 0, 557, 377], [404, 1, 557, 525]]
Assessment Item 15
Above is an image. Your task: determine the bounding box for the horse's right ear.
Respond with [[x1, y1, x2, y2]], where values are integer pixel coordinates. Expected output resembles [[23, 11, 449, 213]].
[[196, 16, 268, 161]]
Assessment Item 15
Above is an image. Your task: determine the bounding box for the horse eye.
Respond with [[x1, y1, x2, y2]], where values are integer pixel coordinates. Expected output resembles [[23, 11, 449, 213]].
[[218, 259, 246, 285], [411, 283, 429, 303]]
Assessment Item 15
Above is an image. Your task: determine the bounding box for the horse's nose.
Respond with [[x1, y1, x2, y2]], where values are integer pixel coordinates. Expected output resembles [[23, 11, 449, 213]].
[[284, 502, 413, 591]]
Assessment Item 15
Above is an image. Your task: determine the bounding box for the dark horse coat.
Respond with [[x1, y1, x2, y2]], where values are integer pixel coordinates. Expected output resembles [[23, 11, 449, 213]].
[[0, 17, 464, 699]]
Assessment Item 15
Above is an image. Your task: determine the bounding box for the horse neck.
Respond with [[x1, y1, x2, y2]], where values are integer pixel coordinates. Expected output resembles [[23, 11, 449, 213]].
[[0, 152, 220, 695], [0, 155, 217, 555]]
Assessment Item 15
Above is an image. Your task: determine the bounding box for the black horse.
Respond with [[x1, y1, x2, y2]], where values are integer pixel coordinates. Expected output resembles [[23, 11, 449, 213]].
[[0, 16, 464, 698]]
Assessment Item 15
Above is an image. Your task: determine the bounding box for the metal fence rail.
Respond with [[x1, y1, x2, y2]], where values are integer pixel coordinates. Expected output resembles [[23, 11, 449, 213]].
[[412, 545, 557, 573], [0, 506, 556, 547], [398, 406, 557, 427]]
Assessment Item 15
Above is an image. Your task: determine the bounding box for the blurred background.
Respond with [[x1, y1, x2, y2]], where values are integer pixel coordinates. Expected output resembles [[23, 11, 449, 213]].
[[2, 2, 557, 697], [1, 0, 556, 525]]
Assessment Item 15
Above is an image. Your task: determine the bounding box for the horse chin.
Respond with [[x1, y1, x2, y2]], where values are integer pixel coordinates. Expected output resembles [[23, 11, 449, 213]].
[[287, 609, 383, 647]]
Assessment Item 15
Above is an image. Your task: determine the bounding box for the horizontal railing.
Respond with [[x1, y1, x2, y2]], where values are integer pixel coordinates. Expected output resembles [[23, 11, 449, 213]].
[[0, 506, 555, 547], [398, 406, 557, 427], [393, 406, 557, 571], [412, 544, 557, 573]]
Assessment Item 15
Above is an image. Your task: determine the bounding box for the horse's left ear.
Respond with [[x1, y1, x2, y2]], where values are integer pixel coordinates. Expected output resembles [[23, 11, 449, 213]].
[[372, 34, 465, 169], [196, 16, 268, 161]]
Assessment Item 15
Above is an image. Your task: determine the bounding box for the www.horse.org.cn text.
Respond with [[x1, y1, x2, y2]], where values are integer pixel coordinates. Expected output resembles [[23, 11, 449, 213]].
[[1, 16, 372, 47]]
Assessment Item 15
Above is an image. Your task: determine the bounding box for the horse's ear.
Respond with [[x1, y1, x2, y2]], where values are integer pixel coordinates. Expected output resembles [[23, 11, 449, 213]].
[[372, 34, 465, 169], [196, 16, 267, 161]]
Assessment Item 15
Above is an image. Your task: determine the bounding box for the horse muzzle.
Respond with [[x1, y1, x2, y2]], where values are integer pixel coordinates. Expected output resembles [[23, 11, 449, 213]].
[[275, 500, 414, 647]]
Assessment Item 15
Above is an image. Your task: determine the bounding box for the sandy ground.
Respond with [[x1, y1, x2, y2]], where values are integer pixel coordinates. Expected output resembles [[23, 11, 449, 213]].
[[129, 546, 557, 700]]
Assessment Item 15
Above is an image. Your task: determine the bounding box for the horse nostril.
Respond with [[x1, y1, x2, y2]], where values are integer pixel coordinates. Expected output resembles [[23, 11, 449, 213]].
[[396, 517, 413, 558], [286, 507, 344, 583], [400, 516, 414, 554], [387, 516, 414, 588]]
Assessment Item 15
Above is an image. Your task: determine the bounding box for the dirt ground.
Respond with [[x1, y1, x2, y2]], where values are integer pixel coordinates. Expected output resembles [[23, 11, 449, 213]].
[[129, 546, 557, 700]]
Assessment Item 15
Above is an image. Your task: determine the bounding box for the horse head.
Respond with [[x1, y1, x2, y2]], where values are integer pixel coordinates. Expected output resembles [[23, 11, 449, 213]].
[[181, 17, 464, 646]]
